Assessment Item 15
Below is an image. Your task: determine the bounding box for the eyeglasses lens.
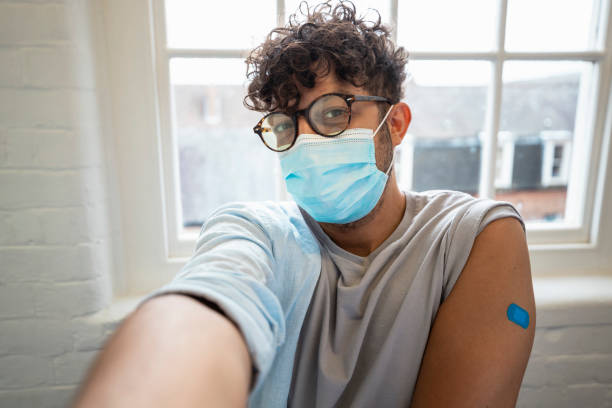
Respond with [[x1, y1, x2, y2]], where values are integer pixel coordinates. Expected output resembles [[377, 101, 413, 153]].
[[310, 94, 350, 136], [259, 94, 352, 151], [261, 113, 295, 151]]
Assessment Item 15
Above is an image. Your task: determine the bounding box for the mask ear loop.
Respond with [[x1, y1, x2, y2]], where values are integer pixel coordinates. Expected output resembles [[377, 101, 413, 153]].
[[373, 104, 395, 137], [385, 148, 396, 177], [373, 104, 396, 177]]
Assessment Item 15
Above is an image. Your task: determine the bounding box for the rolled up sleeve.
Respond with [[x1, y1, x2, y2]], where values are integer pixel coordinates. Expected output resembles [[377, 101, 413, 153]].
[[137, 202, 286, 394]]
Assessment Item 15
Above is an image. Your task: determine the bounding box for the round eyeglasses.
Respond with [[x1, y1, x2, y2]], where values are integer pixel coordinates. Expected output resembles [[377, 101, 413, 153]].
[[253, 93, 391, 152]]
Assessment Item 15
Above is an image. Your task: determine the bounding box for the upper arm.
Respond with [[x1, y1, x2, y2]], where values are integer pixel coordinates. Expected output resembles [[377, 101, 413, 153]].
[[410, 217, 536, 408]]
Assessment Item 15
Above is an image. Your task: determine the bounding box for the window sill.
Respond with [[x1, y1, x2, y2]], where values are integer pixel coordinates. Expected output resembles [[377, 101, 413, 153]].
[[80, 276, 612, 341], [532, 275, 612, 327]]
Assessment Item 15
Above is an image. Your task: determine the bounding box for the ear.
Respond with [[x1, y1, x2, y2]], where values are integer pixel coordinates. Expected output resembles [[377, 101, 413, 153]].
[[388, 102, 411, 148]]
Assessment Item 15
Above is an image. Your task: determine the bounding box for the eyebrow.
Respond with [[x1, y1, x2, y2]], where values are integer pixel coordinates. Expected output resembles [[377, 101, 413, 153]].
[[296, 89, 356, 110]]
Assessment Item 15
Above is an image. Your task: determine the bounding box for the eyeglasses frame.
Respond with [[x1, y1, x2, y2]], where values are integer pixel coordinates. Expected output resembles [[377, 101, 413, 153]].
[[252, 93, 392, 152]]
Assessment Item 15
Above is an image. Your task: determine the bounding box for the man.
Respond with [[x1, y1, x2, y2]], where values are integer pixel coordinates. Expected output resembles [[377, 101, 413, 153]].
[[72, 2, 535, 407]]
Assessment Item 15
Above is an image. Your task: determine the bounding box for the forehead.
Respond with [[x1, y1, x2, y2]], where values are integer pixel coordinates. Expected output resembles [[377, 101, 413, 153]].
[[295, 72, 366, 110]]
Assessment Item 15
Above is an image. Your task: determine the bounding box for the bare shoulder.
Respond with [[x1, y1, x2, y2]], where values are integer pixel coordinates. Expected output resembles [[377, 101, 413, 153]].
[[411, 217, 536, 408]]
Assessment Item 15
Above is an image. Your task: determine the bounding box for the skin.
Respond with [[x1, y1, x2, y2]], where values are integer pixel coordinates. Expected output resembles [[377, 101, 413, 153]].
[[70, 294, 252, 408], [410, 217, 535, 407], [292, 72, 412, 257]]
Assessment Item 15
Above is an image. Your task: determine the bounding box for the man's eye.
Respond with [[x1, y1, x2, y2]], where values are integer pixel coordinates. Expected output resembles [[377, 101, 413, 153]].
[[323, 108, 347, 119], [274, 122, 292, 133]]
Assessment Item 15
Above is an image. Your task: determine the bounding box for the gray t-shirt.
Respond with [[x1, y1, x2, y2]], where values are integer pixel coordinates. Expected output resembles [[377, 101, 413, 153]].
[[287, 189, 526, 407]]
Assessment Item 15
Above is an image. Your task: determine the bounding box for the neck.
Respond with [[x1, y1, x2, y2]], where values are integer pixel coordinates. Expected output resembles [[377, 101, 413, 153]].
[[318, 175, 407, 257]]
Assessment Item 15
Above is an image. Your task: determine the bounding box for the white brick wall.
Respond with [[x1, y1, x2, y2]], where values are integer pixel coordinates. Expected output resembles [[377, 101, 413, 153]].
[[0, 1, 611, 408], [0, 0, 115, 406], [518, 321, 612, 407]]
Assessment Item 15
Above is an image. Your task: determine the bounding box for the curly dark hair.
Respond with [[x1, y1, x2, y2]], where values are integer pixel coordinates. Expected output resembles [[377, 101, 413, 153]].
[[243, 0, 409, 115]]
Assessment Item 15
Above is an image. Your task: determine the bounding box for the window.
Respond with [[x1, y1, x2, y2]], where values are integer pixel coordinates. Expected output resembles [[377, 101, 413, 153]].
[[394, 0, 610, 247], [155, 0, 611, 252], [102, 0, 612, 292], [153, 0, 395, 257]]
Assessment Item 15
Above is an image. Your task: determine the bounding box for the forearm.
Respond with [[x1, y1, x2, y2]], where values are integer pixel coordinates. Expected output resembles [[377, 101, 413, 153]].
[[71, 293, 252, 408]]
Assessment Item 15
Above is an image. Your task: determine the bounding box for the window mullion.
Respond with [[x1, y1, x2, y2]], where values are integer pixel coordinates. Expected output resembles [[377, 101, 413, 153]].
[[407, 51, 604, 61], [276, 1, 290, 201], [504, 51, 605, 60], [151, 0, 185, 258], [165, 49, 606, 61], [277, 0, 285, 27], [480, 0, 507, 199], [166, 49, 249, 58], [582, 0, 612, 241], [594, 0, 611, 50], [390, 0, 398, 44]]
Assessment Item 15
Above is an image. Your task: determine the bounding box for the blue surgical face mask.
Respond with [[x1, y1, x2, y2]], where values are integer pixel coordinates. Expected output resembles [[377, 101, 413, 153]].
[[279, 105, 395, 224]]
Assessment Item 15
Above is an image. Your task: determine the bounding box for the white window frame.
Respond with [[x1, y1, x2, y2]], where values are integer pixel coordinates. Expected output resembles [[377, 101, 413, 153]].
[[495, 140, 514, 190], [540, 130, 572, 187], [479, 130, 515, 190], [397, 132, 416, 192], [102, 0, 612, 294]]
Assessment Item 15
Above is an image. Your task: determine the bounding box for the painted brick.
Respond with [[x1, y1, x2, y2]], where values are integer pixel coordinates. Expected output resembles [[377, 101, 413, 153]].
[[532, 325, 612, 356], [0, 209, 42, 245], [517, 386, 570, 408], [0, 245, 103, 284], [0, 205, 104, 246], [0, 88, 98, 129], [0, 129, 97, 169], [0, 386, 75, 408], [23, 45, 95, 88], [518, 383, 612, 408], [0, 0, 124, 405], [0, 129, 6, 165], [0, 355, 52, 389], [0, 48, 22, 87], [71, 319, 113, 352], [0, 319, 72, 357], [0, 3, 69, 45], [0, 207, 94, 246], [33, 278, 110, 319], [561, 383, 612, 408], [0, 170, 83, 209], [522, 356, 548, 388], [53, 351, 98, 385], [523, 353, 612, 388], [39, 207, 90, 245], [0, 284, 35, 318]]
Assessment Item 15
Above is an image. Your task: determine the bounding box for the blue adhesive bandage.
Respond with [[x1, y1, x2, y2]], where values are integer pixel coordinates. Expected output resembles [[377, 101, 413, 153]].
[[507, 303, 529, 329]]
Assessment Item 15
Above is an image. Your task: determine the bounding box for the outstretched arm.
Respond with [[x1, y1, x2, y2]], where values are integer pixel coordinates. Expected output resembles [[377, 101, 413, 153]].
[[71, 293, 252, 408]]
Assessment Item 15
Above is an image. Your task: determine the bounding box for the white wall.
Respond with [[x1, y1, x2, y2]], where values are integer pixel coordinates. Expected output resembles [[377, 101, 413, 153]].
[[0, 0, 119, 406], [0, 1, 611, 407]]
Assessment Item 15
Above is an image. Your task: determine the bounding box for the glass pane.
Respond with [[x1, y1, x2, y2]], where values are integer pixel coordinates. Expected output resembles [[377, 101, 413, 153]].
[[165, 0, 277, 49], [170, 58, 278, 228], [397, 60, 491, 196], [397, 0, 497, 51], [285, 0, 391, 25], [496, 61, 593, 223], [505, 0, 598, 51]]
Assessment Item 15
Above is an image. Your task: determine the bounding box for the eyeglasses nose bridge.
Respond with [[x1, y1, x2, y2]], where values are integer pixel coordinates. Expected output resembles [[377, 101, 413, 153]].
[[295, 110, 315, 135]]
